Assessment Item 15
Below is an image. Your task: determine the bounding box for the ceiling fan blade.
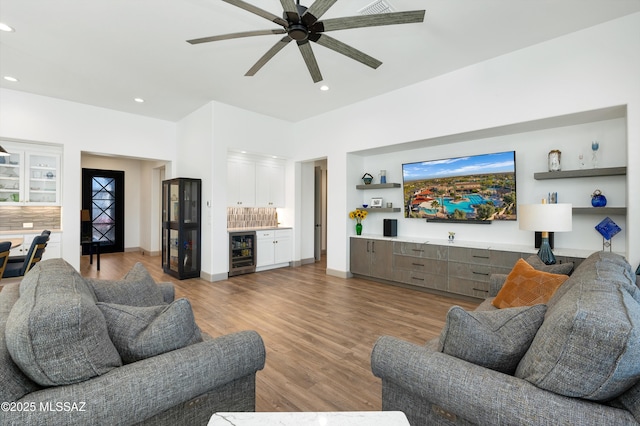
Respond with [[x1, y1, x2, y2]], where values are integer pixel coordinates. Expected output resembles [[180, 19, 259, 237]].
[[280, 0, 300, 23], [297, 41, 323, 83], [302, 0, 338, 26], [187, 29, 286, 44], [316, 10, 425, 32], [223, 0, 288, 27], [311, 34, 382, 69], [245, 36, 292, 76]]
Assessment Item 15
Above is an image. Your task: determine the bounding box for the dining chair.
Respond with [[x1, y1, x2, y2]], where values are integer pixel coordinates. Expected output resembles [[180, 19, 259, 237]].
[[2, 235, 49, 278], [0, 241, 11, 282], [7, 230, 50, 264]]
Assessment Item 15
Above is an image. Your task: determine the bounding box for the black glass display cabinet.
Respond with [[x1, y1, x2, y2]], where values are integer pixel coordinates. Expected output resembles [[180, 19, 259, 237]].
[[162, 178, 201, 279]]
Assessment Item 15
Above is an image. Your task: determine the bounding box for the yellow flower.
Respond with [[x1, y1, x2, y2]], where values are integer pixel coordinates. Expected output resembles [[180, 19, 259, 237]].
[[348, 209, 367, 223]]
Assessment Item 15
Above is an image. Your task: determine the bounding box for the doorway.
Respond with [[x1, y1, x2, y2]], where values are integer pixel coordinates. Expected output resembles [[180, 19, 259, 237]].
[[82, 168, 125, 254]]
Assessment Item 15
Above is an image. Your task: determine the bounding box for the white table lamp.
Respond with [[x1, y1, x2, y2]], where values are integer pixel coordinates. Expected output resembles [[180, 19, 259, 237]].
[[519, 200, 572, 265]]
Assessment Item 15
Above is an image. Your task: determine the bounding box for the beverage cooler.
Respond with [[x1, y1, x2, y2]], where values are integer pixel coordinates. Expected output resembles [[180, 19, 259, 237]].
[[229, 231, 256, 276]]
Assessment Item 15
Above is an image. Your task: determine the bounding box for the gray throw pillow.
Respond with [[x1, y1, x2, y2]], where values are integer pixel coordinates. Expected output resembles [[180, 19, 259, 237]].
[[516, 252, 640, 401], [526, 255, 574, 275], [438, 304, 547, 374], [97, 299, 203, 363], [5, 259, 122, 386], [86, 262, 165, 306]]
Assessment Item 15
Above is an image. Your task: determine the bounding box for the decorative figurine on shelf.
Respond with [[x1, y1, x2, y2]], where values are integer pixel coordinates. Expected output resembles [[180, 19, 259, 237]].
[[362, 173, 373, 185], [591, 189, 607, 207], [349, 208, 368, 235], [595, 216, 621, 252], [448, 232, 455, 243], [548, 150, 561, 171], [591, 140, 600, 168]]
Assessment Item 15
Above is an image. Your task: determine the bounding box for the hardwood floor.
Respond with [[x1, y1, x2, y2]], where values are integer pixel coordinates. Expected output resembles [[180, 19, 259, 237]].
[[79, 252, 480, 412]]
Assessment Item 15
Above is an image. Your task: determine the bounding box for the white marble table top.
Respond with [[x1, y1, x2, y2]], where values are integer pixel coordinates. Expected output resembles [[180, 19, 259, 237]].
[[208, 411, 410, 426]]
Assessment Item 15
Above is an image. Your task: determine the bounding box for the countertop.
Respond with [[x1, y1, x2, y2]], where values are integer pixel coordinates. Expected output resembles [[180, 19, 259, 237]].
[[228, 226, 292, 233], [0, 229, 62, 236], [351, 233, 598, 258]]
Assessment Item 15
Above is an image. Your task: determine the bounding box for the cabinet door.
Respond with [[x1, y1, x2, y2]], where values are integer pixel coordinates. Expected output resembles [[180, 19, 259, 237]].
[[256, 162, 286, 207], [370, 240, 394, 280], [0, 150, 24, 205], [26, 152, 60, 205], [350, 238, 371, 276], [256, 230, 275, 267], [227, 159, 256, 207], [274, 229, 292, 264]]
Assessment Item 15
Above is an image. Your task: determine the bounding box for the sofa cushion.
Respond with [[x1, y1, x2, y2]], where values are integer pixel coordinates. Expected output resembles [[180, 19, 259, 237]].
[[516, 252, 640, 401], [525, 254, 574, 275], [97, 298, 203, 363], [438, 304, 546, 374], [86, 262, 165, 307], [0, 283, 42, 402], [492, 258, 569, 309], [5, 259, 122, 386]]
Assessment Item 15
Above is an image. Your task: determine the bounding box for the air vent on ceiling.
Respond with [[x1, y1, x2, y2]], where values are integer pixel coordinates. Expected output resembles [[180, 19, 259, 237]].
[[358, 0, 394, 15]]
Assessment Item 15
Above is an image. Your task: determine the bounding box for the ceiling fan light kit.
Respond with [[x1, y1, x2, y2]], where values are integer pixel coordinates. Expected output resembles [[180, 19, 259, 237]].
[[187, 0, 425, 83]]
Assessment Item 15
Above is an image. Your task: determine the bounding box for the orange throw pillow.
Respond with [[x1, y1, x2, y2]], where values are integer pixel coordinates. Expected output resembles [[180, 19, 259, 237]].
[[492, 258, 569, 309]]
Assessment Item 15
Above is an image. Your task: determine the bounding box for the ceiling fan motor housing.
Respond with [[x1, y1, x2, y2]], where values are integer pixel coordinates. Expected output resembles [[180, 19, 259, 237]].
[[285, 4, 309, 41]]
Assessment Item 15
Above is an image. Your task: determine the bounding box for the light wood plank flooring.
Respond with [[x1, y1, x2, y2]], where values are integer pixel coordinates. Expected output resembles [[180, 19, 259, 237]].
[[79, 252, 480, 412]]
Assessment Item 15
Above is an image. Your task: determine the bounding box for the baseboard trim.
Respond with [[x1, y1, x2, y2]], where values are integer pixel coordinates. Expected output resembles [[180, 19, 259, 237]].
[[201, 271, 228, 282], [326, 268, 351, 279], [140, 249, 161, 256]]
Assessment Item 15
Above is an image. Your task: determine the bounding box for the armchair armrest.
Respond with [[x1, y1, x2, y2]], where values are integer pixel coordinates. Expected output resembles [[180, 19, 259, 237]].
[[10, 330, 266, 426], [371, 336, 635, 425]]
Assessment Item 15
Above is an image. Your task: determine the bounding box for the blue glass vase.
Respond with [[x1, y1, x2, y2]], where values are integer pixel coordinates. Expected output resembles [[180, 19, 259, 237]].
[[591, 189, 607, 207]]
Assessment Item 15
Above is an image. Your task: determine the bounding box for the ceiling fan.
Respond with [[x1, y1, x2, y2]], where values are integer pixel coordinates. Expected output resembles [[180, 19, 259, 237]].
[[187, 0, 425, 83]]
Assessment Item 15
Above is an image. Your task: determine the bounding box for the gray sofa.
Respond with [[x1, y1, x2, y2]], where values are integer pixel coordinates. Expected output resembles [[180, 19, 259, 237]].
[[372, 251, 640, 425], [1, 258, 266, 426]]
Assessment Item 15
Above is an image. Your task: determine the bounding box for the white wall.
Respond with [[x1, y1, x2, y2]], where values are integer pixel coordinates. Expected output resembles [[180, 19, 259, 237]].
[[0, 89, 176, 269], [288, 13, 640, 273]]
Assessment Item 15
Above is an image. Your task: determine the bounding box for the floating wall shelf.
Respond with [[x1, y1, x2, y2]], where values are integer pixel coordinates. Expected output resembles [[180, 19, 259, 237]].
[[534, 166, 626, 180], [357, 207, 402, 213], [572, 207, 626, 215], [356, 183, 401, 189]]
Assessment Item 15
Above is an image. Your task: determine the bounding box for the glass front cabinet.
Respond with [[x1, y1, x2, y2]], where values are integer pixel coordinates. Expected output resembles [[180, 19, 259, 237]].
[[162, 178, 201, 279], [0, 143, 61, 205]]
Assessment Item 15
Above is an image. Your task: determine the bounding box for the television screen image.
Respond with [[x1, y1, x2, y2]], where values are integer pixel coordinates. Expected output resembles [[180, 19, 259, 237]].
[[402, 151, 517, 222]]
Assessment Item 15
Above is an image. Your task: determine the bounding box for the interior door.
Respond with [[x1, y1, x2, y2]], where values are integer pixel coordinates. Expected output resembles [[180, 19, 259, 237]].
[[314, 166, 322, 261], [82, 168, 125, 254]]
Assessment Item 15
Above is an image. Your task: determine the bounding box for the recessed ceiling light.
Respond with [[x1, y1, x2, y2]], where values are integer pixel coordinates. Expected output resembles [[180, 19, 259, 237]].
[[134, 98, 145, 103], [3, 76, 19, 82], [320, 85, 329, 91], [0, 23, 15, 32]]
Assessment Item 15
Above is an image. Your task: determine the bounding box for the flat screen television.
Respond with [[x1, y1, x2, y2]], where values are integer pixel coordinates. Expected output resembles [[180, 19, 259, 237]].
[[402, 151, 517, 222]]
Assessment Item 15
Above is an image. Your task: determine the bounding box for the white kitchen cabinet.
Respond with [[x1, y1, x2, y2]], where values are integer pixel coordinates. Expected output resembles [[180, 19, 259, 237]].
[[227, 153, 286, 208], [227, 158, 256, 207], [255, 162, 286, 207], [0, 142, 61, 206], [256, 228, 292, 271]]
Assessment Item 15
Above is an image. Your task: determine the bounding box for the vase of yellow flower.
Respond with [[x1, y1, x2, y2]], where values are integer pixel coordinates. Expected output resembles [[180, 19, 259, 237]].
[[349, 209, 368, 235]]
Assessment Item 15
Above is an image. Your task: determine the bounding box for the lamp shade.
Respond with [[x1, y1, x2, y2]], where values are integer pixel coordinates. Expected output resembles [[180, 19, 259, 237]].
[[519, 203, 572, 232]]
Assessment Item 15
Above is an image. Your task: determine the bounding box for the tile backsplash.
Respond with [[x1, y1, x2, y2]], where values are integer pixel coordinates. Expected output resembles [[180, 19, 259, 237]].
[[0, 206, 61, 231], [227, 207, 277, 229]]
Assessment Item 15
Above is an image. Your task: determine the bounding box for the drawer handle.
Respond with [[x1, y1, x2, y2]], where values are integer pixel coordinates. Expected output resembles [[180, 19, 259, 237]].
[[472, 288, 489, 293], [411, 276, 425, 281], [412, 249, 424, 252], [472, 255, 490, 259], [472, 271, 490, 276], [412, 263, 425, 267]]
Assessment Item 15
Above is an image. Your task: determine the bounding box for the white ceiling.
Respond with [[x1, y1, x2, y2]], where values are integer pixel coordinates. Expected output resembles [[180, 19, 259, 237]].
[[1, 0, 639, 123]]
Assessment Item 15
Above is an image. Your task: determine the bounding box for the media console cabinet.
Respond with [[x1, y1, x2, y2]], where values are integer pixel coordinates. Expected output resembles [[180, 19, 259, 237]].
[[350, 235, 590, 299]]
